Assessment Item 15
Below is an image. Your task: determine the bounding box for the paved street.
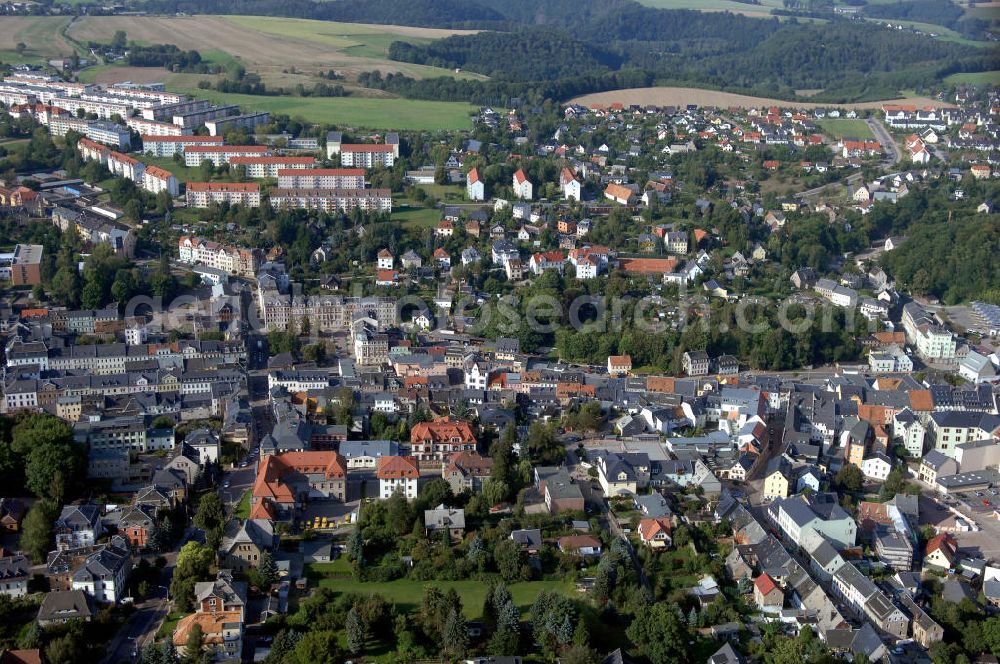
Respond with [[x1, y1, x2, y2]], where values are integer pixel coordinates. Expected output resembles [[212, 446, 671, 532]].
[[102, 563, 173, 664], [867, 117, 901, 165]]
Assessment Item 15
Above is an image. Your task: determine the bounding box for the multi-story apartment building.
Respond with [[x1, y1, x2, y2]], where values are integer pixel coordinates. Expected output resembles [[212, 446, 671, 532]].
[[178, 236, 262, 277], [183, 145, 270, 167], [84, 121, 132, 149], [172, 104, 240, 128], [376, 455, 420, 499], [228, 156, 316, 179], [409, 416, 477, 462], [107, 151, 145, 182], [127, 116, 188, 137], [352, 321, 389, 366], [49, 115, 91, 138], [256, 287, 396, 332], [204, 112, 269, 136], [928, 411, 1000, 458], [185, 182, 261, 208], [52, 95, 131, 120], [74, 416, 175, 454], [902, 302, 957, 361], [141, 165, 180, 197], [339, 143, 396, 168], [268, 188, 391, 213], [0, 243, 44, 286], [276, 168, 365, 189], [51, 207, 136, 258], [141, 98, 212, 122], [142, 135, 224, 158]]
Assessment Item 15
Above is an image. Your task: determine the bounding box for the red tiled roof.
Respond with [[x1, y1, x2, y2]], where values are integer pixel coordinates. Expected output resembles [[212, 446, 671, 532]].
[[754, 573, 779, 596], [411, 416, 475, 445], [376, 455, 419, 479]]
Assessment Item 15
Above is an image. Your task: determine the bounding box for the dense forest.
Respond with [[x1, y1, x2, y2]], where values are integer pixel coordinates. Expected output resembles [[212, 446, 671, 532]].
[[135, 0, 989, 102], [387, 29, 623, 81]]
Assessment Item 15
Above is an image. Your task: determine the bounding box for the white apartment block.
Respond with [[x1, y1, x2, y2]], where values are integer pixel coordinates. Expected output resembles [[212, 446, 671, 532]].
[[204, 112, 269, 137], [229, 156, 316, 179], [107, 151, 145, 182], [52, 96, 131, 120], [269, 188, 392, 214], [185, 183, 261, 208], [77, 137, 110, 165], [86, 122, 132, 150], [128, 116, 188, 137], [141, 166, 180, 197], [142, 135, 224, 158], [276, 168, 366, 189], [184, 145, 270, 167], [110, 84, 185, 105], [902, 302, 956, 361], [48, 115, 90, 138], [340, 144, 396, 168]]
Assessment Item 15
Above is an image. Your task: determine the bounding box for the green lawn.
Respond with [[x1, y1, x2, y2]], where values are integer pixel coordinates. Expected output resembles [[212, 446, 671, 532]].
[[234, 490, 251, 519], [416, 183, 466, 201], [945, 70, 1000, 86], [315, 577, 576, 619], [168, 86, 476, 130], [142, 156, 217, 184], [817, 118, 873, 140], [391, 206, 441, 229]]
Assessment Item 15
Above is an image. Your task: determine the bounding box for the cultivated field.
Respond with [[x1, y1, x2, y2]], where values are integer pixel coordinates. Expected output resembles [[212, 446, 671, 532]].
[[945, 70, 1000, 85], [66, 15, 485, 80], [0, 16, 77, 64], [570, 86, 956, 110]]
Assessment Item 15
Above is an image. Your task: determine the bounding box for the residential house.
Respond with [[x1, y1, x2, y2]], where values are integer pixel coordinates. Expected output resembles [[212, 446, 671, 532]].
[[218, 519, 276, 573], [637, 518, 673, 549], [424, 506, 465, 541], [557, 535, 602, 557]]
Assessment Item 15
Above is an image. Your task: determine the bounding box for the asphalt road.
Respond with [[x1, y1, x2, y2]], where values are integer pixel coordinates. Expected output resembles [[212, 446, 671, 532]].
[[867, 118, 901, 165], [102, 560, 174, 664]]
